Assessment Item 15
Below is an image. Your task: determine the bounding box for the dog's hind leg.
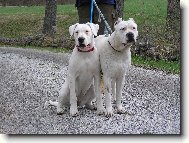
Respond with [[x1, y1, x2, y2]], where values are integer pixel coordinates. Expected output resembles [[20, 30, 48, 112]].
[[78, 84, 96, 110], [94, 75, 105, 115], [57, 80, 70, 115]]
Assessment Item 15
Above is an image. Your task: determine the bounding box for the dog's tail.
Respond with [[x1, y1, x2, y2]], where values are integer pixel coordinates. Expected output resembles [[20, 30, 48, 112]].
[[44, 100, 58, 108]]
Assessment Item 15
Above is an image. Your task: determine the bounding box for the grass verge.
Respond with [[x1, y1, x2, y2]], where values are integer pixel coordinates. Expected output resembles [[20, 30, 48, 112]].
[[0, 0, 167, 41], [132, 55, 180, 74]]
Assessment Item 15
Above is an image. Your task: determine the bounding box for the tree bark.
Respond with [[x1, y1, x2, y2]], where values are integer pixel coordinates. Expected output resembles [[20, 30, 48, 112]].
[[115, 0, 124, 18], [2, 0, 6, 7], [166, 0, 180, 48], [42, 0, 57, 38]]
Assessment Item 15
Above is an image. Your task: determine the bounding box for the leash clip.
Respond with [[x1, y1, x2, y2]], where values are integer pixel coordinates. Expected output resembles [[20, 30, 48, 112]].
[[98, 13, 101, 23]]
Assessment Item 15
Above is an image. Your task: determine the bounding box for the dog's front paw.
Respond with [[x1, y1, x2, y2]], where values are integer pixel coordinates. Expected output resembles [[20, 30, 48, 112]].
[[44, 100, 50, 108], [70, 107, 79, 117], [97, 106, 105, 115], [85, 103, 97, 110], [70, 110, 79, 117], [117, 106, 126, 114], [105, 108, 113, 117], [57, 107, 64, 115]]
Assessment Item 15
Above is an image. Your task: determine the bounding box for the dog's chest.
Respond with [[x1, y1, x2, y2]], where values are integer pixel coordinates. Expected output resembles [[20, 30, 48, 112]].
[[101, 50, 130, 76], [75, 56, 98, 94], [79, 57, 97, 74], [70, 52, 98, 76]]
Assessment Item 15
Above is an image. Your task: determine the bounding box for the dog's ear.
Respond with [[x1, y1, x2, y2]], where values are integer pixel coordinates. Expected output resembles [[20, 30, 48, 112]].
[[114, 17, 122, 27], [69, 23, 79, 37], [129, 18, 135, 23], [87, 23, 99, 36]]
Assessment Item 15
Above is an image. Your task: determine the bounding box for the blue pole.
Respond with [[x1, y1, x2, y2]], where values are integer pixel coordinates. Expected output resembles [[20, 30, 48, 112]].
[[90, 0, 94, 23]]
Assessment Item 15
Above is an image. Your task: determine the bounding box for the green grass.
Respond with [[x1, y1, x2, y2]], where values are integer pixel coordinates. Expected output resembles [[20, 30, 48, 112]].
[[0, 5, 77, 15], [124, 0, 167, 18], [132, 55, 180, 74], [0, 5, 78, 38], [0, 1, 168, 39], [0, 6, 45, 15]]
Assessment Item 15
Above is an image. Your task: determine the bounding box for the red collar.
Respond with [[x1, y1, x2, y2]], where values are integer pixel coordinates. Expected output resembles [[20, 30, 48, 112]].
[[77, 47, 94, 52]]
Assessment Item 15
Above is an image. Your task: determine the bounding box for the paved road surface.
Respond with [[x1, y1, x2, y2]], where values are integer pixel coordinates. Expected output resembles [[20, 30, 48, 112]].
[[0, 47, 180, 134]]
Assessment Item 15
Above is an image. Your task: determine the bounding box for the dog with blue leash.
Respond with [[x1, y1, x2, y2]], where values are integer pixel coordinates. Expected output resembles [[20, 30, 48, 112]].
[[88, 0, 138, 117]]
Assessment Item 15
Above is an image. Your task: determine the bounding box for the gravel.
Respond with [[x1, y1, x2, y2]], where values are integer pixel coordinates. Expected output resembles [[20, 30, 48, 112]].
[[0, 46, 180, 134]]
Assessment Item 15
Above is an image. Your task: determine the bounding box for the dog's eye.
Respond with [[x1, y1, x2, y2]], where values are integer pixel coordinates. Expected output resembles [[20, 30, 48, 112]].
[[120, 27, 126, 31], [75, 31, 79, 34], [132, 27, 136, 30], [86, 30, 89, 33]]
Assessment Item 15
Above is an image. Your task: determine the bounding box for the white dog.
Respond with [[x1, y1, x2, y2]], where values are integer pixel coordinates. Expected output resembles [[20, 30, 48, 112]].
[[95, 18, 138, 117], [46, 23, 104, 116]]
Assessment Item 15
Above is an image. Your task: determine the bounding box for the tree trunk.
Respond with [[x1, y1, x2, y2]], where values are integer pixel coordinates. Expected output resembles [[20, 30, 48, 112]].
[[42, 0, 57, 38], [166, 0, 180, 48], [1, 0, 6, 6], [115, 0, 124, 18]]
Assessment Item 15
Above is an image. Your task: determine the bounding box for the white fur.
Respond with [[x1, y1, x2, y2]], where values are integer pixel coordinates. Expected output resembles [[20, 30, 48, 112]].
[[95, 18, 138, 117], [47, 23, 104, 116]]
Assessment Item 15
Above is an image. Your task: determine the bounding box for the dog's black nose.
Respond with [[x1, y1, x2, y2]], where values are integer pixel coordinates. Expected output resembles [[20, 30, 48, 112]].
[[126, 32, 134, 39], [126, 32, 134, 42], [78, 37, 85, 44]]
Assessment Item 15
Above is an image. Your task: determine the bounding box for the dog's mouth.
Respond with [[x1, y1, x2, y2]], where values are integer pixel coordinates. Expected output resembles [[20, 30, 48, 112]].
[[122, 43, 127, 46], [123, 40, 135, 46], [122, 42, 133, 46], [76, 44, 91, 48], [127, 39, 135, 43]]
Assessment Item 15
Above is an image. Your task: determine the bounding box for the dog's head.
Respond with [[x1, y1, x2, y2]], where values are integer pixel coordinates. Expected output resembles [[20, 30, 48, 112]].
[[69, 23, 99, 49], [114, 18, 138, 47]]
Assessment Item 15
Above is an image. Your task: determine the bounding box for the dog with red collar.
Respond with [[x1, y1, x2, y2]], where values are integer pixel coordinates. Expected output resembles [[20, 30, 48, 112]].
[[46, 23, 105, 116]]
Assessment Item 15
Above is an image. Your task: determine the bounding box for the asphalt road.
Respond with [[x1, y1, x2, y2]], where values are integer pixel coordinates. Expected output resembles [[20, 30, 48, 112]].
[[0, 46, 180, 134]]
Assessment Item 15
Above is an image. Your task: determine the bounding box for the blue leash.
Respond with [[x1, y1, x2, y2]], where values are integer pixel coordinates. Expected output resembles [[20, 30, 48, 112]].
[[90, 0, 112, 35], [90, 0, 94, 23]]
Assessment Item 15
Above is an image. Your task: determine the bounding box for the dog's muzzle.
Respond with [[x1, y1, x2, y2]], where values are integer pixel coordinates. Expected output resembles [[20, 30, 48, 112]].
[[126, 32, 135, 43], [77, 43, 94, 52]]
